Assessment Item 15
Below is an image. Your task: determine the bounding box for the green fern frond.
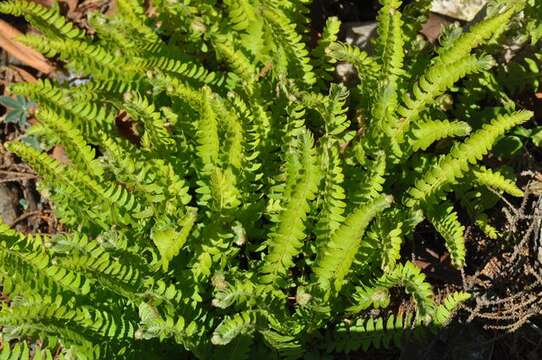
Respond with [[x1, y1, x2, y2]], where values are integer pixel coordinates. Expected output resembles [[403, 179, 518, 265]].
[[196, 87, 220, 170], [212, 277, 256, 309], [395, 55, 494, 140], [330, 312, 422, 352], [350, 152, 387, 205], [326, 42, 380, 86], [475, 213, 500, 239], [364, 208, 407, 272], [142, 56, 225, 86], [224, 0, 256, 32], [436, 6, 518, 66], [123, 93, 176, 153], [0, 225, 92, 297], [34, 108, 103, 178], [471, 165, 524, 197], [11, 80, 116, 139], [260, 129, 320, 285], [349, 286, 391, 312], [151, 208, 197, 271], [115, 0, 160, 46], [20, 33, 141, 83], [0, 0, 85, 39], [0, 0, 534, 356], [315, 145, 346, 244], [0, 339, 62, 360], [313, 195, 392, 293], [432, 291, 470, 326], [408, 119, 472, 152], [263, 7, 316, 86], [376, 0, 405, 82], [404, 110, 533, 207], [213, 36, 256, 84], [312, 16, 342, 87], [351, 261, 435, 318], [137, 302, 185, 342], [425, 201, 466, 268], [331, 288, 468, 353], [211, 311, 260, 346]]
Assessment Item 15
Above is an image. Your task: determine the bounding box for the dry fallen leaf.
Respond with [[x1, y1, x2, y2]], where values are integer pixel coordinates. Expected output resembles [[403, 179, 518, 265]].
[[0, 19, 54, 74], [8, 65, 37, 83], [51, 145, 70, 165], [420, 13, 452, 43]]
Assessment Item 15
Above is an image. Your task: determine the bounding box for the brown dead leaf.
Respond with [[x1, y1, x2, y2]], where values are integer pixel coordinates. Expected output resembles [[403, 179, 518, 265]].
[[535, 92, 542, 121], [0, 20, 54, 74], [420, 13, 452, 43], [51, 145, 70, 165], [8, 65, 37, 83], [31, 0, 54, 6]]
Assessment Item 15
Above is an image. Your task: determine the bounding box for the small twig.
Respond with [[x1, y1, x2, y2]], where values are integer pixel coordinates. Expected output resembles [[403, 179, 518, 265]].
[[9, 210, 50, 226], [487, 187, 520, 217], [0, 176, 37, 183]]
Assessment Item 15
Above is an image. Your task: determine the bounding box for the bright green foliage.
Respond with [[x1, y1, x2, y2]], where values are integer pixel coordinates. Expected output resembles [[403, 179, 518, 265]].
[[425, 201, 466, 268], [313, 196, 392, 293], [472, 166, 524, 197], [0, 0, 532, 358], [348, 261, 435, 317], [329, 291, 470, 353], [408, 119, 472, 152]]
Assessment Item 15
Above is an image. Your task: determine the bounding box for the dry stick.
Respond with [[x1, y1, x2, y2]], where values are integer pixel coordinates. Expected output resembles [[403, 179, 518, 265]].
[[9, 210, 50, 226], [464, 183, 542, 332], [0, 176, 37, 183], [487, 186, 519, 217], [0, 169, 38, 182], [475, 280, 541, 306], [0, 170, 36, 176]]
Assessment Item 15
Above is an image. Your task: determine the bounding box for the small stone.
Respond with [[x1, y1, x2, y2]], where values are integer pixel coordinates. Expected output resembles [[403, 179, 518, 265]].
[[431, 0, 488, 22], [343, 21, 378, 52], [0, 184, 18, 225], [420, 13, 453, 43]]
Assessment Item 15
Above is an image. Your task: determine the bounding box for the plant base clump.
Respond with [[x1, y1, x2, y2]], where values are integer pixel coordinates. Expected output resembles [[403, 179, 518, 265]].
[[0, 0, 535, 358]]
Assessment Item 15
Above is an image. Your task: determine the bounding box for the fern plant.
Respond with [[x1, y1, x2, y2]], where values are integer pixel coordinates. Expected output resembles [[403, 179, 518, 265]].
[[0, 0, 533, 358]]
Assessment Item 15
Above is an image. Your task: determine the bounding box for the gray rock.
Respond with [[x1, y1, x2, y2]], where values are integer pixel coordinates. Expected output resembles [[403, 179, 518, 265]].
[[0, 183, 19, 225], [432, 0, 488, 21], [343, 21, 378, 52]]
